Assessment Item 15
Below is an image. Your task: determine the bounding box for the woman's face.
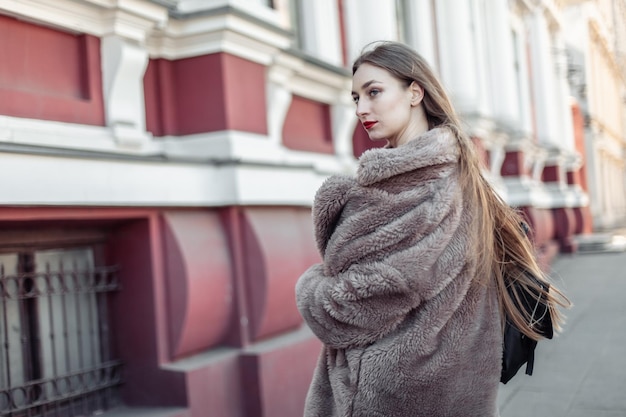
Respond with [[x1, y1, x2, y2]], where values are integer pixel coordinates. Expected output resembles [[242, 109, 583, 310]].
[[351, 63, 423, 147]]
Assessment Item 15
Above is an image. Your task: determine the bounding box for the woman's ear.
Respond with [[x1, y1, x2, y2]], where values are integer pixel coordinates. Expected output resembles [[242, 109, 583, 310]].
[[410, 82, 424, 106]]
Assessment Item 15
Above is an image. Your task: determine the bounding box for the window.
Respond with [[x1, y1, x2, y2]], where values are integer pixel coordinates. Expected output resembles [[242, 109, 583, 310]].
[[395, 0, 411, 43], [288, 0, 304, 49], [287, 0, 343, 66], [0, 247, 121, 416]]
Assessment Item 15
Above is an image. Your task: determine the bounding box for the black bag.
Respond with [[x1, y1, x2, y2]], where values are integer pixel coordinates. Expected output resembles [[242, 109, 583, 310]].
[[500, 272, 553, 384]]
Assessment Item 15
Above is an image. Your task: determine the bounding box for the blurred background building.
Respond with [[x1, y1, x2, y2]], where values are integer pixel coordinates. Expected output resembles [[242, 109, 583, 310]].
[[0, 0, 624, 416]]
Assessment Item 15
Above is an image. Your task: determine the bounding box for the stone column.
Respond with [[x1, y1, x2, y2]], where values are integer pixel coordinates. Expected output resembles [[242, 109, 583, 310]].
[[484, 0, 522, 130], [343, 0, 398, 62], [526, 8, 560, 146], [402, 0, 438, 70], [436, 0, 487, 115]]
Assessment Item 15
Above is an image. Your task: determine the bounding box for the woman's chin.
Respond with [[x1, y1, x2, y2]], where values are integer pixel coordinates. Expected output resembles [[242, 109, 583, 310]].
[[367, 133, 387, 142]]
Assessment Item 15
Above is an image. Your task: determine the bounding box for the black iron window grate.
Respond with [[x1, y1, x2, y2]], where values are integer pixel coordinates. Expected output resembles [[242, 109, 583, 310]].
[[0, 250, 122, 417], [0, 361, 122, 416]]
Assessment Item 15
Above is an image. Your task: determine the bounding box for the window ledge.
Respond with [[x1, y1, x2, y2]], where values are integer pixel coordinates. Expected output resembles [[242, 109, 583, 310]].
[[98, 407, 189, 417]]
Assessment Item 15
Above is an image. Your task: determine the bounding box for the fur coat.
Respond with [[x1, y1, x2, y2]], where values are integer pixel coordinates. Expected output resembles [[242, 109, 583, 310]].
[[296, 127, 502, 417]]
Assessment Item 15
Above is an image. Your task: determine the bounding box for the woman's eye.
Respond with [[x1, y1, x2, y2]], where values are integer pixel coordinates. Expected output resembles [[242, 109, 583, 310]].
[[369, 89, 380, 97], [352, 96, 359, 103]]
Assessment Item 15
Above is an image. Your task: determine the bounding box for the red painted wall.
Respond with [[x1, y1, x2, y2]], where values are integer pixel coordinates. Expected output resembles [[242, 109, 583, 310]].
[[471, 136, 490, 169], [282, 95, 334, 154], [352, 123, 384, 158], [222, 54, 268, 134], [571, 100, 590, 192], [161, 211, 235, 359], [239, 207, 319, 341], [501, 150, 529, 176], [144, 59, 178, 137], [144, 53, 267, 137], [570, 100, 593, 234], [521, 206, 558, 272], [0, 14, 104, 125], [496, 147, 559, 264], [551, 207, 578, 253], [337, 0, 349, 67], [542, 165, 560, 182], [107, 217, 189, 407], [0, 206, 320, 416]]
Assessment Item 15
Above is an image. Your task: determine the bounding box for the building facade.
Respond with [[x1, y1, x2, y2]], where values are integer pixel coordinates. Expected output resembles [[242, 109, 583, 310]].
[[0, 0, 619, 416], [562, 0, 626, 231]]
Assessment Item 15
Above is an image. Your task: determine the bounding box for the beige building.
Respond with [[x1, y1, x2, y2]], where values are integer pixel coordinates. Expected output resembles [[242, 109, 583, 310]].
[[563, 0, 626, 230]]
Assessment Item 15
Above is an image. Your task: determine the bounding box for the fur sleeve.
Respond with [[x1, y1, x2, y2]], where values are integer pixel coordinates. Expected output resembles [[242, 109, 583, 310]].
[[295, 261, 419, 348]]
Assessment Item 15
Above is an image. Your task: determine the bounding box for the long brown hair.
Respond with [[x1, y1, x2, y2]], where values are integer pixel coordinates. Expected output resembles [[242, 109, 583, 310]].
[[353, 41, 570, 339]]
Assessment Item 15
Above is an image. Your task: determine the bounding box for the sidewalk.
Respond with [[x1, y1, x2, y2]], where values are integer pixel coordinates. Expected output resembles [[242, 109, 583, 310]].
[[497, 250, 626, 417]]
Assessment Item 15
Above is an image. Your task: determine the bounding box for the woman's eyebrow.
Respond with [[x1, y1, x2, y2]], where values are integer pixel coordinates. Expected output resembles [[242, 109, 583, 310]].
[[351, 79, 380, 95]]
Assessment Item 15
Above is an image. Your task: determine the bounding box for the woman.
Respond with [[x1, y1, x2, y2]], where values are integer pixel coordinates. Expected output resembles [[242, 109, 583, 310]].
[[295, 41, 569, 417]]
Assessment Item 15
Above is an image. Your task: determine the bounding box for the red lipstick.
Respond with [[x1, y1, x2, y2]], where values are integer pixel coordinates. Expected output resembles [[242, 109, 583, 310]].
[[363, 121, 377, 130]]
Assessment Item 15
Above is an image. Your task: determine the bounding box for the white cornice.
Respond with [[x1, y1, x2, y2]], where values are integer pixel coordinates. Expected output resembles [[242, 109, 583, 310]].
[[0, 150, 330, 207], [0, 115, 351, 175], [146, 11, 291, 63], [269, 52, 350, 104], [168, 0, 283, 26], [0, 116, 353, 207], [0, 0, 103, 35], [0, 0, 168, 42], [83, 0, 167, 26], [0, 116, 161, 156]]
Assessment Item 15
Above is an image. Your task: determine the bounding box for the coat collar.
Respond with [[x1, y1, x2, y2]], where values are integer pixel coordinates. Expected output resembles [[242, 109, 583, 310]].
[[356, 127, 459, 187]]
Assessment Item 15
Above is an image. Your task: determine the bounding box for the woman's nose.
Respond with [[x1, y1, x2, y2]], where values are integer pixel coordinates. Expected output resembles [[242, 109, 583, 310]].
[[356, 100, 369, 117]]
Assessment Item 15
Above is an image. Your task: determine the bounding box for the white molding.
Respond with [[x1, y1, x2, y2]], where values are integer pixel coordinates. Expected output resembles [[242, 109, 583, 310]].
[[502, 177, 553, 208], [0, 0, 167, 42], [0, 0, 289, 64], [0, 115, 353, 206], [0, 0, 106, 35], [0, 115, 352, 174], [0, 128, 349, 207], [0, 150, 331, 207], [543, 182, 589, 207], [160, 130, 349, 175], [0, 116, 160, 155], [331, 103, 358, 166], [266, 80, 293, 146], [270, 52, 350, 104], [147, 12, 291, 64], [101, 35, 152, 148], [169, 0, 283, 27]]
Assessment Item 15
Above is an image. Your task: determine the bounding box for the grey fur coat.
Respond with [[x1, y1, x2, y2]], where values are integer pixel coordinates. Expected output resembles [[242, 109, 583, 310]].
[[296, 127, 502, 417]]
